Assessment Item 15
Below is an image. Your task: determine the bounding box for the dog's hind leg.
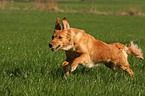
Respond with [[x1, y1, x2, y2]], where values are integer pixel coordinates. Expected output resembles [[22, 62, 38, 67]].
[[116, 49, 134, 76], [116, 53, 134, 77]]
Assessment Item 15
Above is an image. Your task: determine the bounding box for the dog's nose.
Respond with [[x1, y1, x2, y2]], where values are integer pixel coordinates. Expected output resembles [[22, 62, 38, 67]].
[[49, 42, 53, 48]]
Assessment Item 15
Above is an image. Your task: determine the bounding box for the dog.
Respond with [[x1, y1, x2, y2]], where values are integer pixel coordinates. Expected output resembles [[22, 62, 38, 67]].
[[49, 17, 144, 77]]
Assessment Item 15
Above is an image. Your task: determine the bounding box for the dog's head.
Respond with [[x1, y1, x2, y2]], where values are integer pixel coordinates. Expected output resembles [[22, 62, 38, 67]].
[[49, 17, 72, 51]]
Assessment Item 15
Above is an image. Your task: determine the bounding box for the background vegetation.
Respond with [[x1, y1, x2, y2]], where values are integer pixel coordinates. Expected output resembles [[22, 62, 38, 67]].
[[0, 0, 145, 95]]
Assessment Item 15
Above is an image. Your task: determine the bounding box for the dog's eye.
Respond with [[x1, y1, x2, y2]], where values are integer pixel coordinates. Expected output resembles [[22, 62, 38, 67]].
[[59, 36, 62, 39]]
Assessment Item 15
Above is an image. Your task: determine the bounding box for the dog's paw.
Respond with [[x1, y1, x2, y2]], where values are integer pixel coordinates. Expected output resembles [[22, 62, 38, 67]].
[[66, 71, 69, 75], [71, 65, 77, 72]]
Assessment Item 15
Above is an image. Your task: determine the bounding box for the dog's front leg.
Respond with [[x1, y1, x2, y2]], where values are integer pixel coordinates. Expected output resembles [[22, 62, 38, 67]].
[[62, 61, 69, 75], [71, 53, 89, 72]]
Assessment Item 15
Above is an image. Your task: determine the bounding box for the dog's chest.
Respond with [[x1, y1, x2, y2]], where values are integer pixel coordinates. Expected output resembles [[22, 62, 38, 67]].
[[62, 45, 74, 50]]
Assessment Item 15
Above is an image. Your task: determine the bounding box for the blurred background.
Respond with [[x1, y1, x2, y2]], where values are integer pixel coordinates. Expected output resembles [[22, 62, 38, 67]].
[[1, 0, 145, 16]]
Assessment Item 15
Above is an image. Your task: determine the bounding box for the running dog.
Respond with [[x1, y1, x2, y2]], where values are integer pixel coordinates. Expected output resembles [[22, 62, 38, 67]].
[[49, 17, 144, 76]]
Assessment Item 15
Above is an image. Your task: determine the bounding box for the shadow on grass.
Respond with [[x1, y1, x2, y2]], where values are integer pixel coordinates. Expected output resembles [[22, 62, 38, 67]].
[[72, 66, 94, 75], [49, 67, 65, 79], [5, 67, 22, 78], [48, 65, 94, 80], [2, 67, 23, 95]]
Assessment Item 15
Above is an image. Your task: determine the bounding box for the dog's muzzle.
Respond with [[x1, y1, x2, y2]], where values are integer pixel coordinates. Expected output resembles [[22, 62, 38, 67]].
[[49, 42, 61, 51]]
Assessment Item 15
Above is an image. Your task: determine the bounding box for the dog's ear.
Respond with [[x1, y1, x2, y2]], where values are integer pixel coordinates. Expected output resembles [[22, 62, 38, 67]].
[[55, 17, 62, 31], [62, 17, 70, 29]]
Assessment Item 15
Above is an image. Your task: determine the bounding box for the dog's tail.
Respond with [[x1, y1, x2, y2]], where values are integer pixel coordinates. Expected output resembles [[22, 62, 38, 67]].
[[127, 41, 144, 59], [110, 41, 144, 59]]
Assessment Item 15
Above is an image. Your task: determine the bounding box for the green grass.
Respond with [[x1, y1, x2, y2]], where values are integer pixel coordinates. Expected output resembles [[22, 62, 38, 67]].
[[0, 2, 145, 96]]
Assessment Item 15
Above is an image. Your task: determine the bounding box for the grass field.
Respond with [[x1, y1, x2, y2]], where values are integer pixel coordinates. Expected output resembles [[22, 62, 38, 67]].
[[0, 1, 145, 96]]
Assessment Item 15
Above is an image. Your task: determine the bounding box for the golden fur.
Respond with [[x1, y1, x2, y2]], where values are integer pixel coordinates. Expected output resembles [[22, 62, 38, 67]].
[[49, 17, 144, 77]]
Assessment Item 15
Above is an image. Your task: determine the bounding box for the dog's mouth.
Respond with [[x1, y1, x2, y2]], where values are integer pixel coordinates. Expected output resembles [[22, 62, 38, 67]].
[[51, 45, 61, 51]]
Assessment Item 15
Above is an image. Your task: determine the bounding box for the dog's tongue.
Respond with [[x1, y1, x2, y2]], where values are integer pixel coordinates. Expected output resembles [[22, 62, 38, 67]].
[[56, 45, 61, 49]]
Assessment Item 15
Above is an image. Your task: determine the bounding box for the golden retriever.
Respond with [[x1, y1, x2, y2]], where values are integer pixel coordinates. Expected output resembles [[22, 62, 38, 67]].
[[49, 17, 144, 77]]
